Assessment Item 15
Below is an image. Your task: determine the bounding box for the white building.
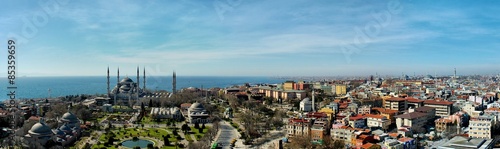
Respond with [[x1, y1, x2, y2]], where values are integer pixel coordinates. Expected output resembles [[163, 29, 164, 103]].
[[394, 112, 427, 130], [299, 98, 312, 112], [187, 102, 210, 124], [150, 107, 182, 121], [365, 114, 390, 130], [462, 101, 481, 117], [469, 115, 495, 139]]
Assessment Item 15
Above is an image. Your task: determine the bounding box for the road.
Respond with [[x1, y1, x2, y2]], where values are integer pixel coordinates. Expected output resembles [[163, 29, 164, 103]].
[[214, 121, 247, 149]]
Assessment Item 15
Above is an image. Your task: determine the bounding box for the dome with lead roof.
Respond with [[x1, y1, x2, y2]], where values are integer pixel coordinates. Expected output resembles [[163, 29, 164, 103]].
[[61, 112, 79, 123], [29, 123, 52, 136], [189, 102, 205, 112], [120, 77, 134, 83]]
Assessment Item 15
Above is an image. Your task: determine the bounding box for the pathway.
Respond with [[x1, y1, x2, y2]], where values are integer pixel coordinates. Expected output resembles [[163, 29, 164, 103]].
[[213, 121, 247, 149]]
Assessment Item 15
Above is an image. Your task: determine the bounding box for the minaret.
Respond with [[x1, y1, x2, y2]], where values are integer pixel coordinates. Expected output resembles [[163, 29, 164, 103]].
[[107, 66, 110, 97], [312, 90, 315, 111], [117, 67, 120, 82], [137, 66, 140, 91], [115, 67, 120, 105], [137, 66, 140, 100], [173, 71, 177, 94], [143, 67, 146, 91]]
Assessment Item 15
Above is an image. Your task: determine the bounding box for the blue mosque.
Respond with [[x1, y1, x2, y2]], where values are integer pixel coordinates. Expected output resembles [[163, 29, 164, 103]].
[[107, 67, 147, 107]]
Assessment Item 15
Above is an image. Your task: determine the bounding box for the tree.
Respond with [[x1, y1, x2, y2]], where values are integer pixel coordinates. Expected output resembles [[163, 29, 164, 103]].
[[181, 123, 190, 134], [163, 135, 170, 145], [173, 129, 179, 136], [198, 127, 203, 133], [368, 144, 382, 149], [323, 138, 345, 149], [107, 135, 115, 145], [147, 143, 154, 149], [74, 105, 92, 123], [141, 102, 145, 113], [289, 135, 314, 149], [194, 122, 200, 129], [201, 123, 206, 129]]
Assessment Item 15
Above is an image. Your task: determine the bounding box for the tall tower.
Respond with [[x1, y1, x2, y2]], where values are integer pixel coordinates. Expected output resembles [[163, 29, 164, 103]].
[[137, 66, 140, 90], [115, 67, 120, 105], [137, 66, 140, 100], [143, 67, 146, 91], [312, 90, 315, 111], [454, 68, 457, 79], [172, 71, 177, 94], [107, 66, 110, 97]]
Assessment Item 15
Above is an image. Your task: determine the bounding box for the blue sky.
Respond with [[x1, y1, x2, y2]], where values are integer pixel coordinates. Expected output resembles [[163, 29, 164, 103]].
[[1, 0, 500, 77]]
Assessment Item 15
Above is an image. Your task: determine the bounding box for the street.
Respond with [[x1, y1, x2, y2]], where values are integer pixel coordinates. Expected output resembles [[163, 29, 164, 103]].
[[214, 121, 247, 149]]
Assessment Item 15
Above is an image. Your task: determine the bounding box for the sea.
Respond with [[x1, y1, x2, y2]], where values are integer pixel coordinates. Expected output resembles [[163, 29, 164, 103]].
[[0, 76, 286, 101]]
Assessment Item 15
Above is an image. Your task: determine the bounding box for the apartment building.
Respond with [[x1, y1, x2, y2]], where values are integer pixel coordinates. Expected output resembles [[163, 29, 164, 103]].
[[469, 115, 495, 139], [365, 114, 390, 130], [286, 118, 310, 137], [406, 97, 424, 109], [336, 84, 347, 96], [331, 125, 360, 144], [394, 112, 428, 130], [435, 118, 455, 133], [372, 107, 399, 123], [358, 105, 371, 115], [310, 119, 328, 142], [423, 99, 454, 117], [385, 97, 408, 111], [414, 106, 436, 121]]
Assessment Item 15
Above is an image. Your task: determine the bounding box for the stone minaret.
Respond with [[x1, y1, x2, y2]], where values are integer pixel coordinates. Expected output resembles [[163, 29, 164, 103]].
[[173, 71, 177, 94], [143, 67, 146, 91], [107, 66, 110, 97], [115, 67, 120, 105], [312, 90, 315, 111], [136, 66, 140, 100]]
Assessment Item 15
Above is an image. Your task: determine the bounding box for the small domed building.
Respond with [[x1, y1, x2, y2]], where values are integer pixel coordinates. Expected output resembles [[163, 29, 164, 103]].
[[187, 102, 210, 124], [25, 118, 54, 146], [54, 111, 81, 146]]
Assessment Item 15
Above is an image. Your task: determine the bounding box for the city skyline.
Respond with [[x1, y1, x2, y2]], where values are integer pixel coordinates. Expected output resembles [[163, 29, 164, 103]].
[[1, 1, 500, 77]]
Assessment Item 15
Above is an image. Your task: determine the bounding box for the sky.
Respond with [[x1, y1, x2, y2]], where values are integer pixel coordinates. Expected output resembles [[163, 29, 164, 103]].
[[1, 0, 500, 77]]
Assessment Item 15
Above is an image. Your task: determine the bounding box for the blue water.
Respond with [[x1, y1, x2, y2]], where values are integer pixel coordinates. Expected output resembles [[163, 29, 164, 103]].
[[0, 76, 285, 100], [121, 139, 154, 148]]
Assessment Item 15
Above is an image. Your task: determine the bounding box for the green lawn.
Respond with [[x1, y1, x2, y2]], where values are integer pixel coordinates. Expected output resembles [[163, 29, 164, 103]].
[[185, 126, 210, 142], [93, 127, 179, 149]]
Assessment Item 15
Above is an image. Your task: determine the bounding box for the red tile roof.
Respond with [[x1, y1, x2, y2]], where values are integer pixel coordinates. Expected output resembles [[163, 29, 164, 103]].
[[349, 115, 366, 121], [361, 143, 374, 149], [359, 135, 369, 140], [435, 118, 453, 123], [415, 106, 435, 112], [306, 112, 328, 119], [394, 112, 427, 119], [388, 133, 400, 138], [371, 107, 398, 114], [386, 97, 406, 102], [398, 137, 414, 142], [406, 97, 424, 103], [364, 114, 386, 119], [424, 99, 454, 105]]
